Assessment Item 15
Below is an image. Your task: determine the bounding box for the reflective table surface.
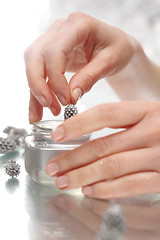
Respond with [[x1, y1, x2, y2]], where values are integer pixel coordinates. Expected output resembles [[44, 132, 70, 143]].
[[0, 149, 160, 240]]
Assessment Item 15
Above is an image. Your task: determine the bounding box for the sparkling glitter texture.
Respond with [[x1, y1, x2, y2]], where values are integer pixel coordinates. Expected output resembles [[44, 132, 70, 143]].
[[64, 104, 78, 120], [4, 160, 20, 178], [0, 137, 16, 154]]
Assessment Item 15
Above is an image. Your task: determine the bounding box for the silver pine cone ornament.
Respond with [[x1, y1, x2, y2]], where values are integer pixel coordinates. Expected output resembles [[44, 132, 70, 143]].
[[0, 137, 16, 154], [64, 104, 78, 120], [4, 160, 20, 178]]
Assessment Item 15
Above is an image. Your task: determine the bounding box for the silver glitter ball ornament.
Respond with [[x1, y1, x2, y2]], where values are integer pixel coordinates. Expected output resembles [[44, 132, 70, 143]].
[[4, 160, 20, 178], [64, 104, 78, 120], [0, 137, 16, 154]]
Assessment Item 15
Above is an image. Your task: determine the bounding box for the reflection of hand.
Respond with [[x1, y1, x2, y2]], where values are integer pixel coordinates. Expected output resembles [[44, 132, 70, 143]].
[[46, 194, 160, 240], [46, 101, 160, 199], [82, 197, 160, 240], [24, 12, 137, 123], [46, 194, 102, 240]]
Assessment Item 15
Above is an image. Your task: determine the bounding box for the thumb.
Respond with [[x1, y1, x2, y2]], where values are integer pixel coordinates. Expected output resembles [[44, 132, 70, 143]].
[[69, 49, 120, 104]]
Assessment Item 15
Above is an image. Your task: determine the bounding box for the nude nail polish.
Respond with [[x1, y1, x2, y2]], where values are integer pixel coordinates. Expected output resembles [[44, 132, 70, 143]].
[[36, 96, 48, 107], [72, 88, 82, 103]]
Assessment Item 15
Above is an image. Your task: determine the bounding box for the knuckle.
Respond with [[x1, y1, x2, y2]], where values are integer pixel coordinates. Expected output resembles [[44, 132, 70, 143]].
[[78, 73, 94, 93], [67, 12, 88, 22], [93, 138, 111, 158], [67, 12, 91, 37], [103, 155, 120, 179]]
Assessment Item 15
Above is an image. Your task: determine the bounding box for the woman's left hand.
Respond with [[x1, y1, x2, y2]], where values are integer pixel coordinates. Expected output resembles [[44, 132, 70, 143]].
[[46, 101, 160, 199]]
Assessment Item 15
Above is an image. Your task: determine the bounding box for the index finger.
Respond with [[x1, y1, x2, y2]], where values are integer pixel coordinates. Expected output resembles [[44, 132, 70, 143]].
[[51, 101, 151, 142]]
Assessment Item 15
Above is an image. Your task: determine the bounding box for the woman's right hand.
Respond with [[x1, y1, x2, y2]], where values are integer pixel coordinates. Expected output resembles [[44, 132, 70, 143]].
[[24, 12, 138, 123]]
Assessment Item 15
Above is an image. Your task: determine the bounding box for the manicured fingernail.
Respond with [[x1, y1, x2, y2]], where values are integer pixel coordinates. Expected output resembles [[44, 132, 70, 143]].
[[49, 106, 57, 116], [36, 96, 47, 107], [56, 176, 68, 188], [57, 94, 67, 105], [72, 88, 82, 102], [29, 111, 34, 123], [51, 126, 64, 142], [83, 186, 93, 195], [46, 162, 59, 176]]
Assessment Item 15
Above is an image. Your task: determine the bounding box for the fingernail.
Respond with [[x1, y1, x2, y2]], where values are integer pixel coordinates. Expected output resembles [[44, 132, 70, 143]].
[[29, 111, 34, 123], [57, 94, 67, 105], [56, 176, 68, 189], [72, 88, 82, 102], [51, 126, 64, 142], [46, 162, 59, 176], [49, 106, 57, 116], [82, 186, 93, 195], [36, 96, 47, 107]]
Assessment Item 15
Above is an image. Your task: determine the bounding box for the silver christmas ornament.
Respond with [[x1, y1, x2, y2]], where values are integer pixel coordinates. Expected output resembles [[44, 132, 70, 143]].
[[4, 159, 20, 178], [0, 137, 16, 154], [64, 104, 78, 120]]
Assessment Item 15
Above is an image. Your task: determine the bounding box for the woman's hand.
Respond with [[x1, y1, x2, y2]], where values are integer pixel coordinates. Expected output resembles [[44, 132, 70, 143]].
[[24, 12, 136, 123], [46, 101, 160, 199]]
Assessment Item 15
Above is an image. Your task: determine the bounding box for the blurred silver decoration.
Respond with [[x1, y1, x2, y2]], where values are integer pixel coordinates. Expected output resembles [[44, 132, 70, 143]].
[[0, 126, 29, 155], [97, 204, 126, 240], [64, 104, 78, 120], [4, 160, 20, 178], [0, 137, 16, 154], [3, 126, 28, 147]]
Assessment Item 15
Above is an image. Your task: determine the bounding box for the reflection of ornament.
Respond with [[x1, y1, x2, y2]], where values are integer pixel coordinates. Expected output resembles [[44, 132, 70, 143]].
[[64, 104, 78, 120], [104, 204, 125, 233], [0, 138, 16, 154], [97, 204, 126, 240], [4, 160, 20, 178]]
